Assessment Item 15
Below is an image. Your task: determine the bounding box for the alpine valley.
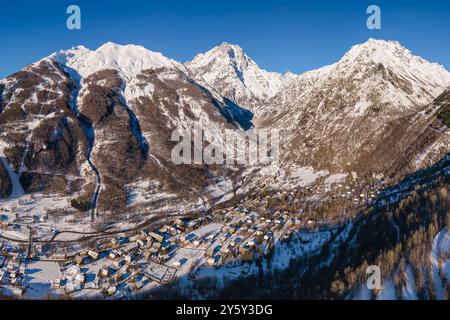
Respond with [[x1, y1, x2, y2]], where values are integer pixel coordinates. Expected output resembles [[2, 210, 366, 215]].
[[0, 39, 449, 300]]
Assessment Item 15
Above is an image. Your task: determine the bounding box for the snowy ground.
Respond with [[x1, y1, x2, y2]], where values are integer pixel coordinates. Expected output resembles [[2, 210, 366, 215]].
[[324, 173, 348, 188], [0, 192, 91, 242], [288, 166, 328, 187], [430, 228, 450, 300], [23, 261, 63, 299], [355, 228, 450, 300]]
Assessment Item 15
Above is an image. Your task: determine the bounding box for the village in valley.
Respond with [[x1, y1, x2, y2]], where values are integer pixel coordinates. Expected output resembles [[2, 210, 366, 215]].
[[0, 170, 387, 299]]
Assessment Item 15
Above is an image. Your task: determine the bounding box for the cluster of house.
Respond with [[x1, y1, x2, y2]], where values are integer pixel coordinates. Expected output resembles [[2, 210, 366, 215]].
[[30, 216, 209, 297], [0, 202, 51, 238], [0, 243, 26, 297], [53, 235, 168, 297], [1, 190, 324, 299], [328, 179, 384, 205], [0, 169, 395, 299], [199, 206, 308, 268], [263, 175, 384, 208]]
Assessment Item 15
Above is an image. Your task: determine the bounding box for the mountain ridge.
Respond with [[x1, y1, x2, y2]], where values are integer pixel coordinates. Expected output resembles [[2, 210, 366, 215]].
[[1, 38, 450, 213]]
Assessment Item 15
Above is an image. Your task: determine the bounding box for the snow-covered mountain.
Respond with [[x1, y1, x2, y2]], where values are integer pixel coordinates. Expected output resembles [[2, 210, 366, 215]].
[[186, 39, 450, 121], [1, 38, 450, 211], [255, 39, 450, 175], [186, 42, 290, 114], [275, 39, 450, 116]]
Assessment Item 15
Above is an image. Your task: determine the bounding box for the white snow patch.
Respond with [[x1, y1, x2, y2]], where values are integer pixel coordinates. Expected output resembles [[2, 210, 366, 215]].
[[289, 166, 328, 187]]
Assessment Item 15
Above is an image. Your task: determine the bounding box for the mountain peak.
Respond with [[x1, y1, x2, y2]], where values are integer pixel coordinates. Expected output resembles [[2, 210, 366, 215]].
[[218, 41, 239, 48], [51, 42, 183, 79], [96, 42, 152, 54], [335, 38, 450, 90], [186, 43, 286, 111], [365, 38, 401, 47], [217, 42, 245, 55], [190, 42, 252, 70], [341, 38, 412, 64], [98, 41, 122, 49]]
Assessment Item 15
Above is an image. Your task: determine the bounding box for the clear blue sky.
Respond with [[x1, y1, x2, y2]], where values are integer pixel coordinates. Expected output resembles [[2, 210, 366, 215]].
[[1, 0, 450, 78]]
